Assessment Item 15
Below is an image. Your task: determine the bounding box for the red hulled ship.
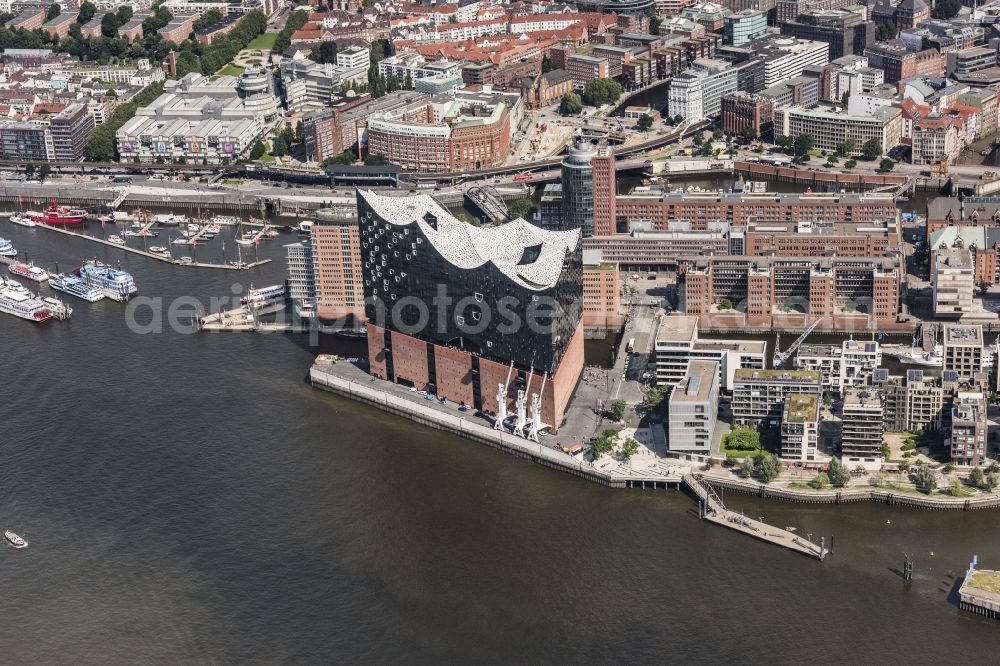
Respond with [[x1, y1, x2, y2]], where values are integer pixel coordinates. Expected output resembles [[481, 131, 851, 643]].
[[26, 201, 87, 225]]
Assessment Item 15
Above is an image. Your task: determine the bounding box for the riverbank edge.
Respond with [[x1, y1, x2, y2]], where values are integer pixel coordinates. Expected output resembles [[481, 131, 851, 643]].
[[699, 475, 1000, 510], [310, 366, 1000, 512]]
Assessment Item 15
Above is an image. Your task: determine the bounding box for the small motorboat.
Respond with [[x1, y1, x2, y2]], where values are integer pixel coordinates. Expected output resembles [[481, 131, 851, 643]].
[[5, 530, 27, 549], [178, 256, 193, 264], [149, 246, 168, 254], [9, 214, 36, 228], [108, 235, 125, 245]]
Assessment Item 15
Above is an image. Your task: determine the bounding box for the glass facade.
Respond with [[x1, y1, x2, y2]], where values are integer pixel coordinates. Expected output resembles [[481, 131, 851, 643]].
[[358, 195, 583, 375], [561, 141, 596, 237]]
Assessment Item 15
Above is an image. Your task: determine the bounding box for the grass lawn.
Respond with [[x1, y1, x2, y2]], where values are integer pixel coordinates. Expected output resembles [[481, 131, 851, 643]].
[[969, 571, 1000, 595], [248, 33, 277, 50], [259, 153, 276, 164], [217, 64, 246, 77]]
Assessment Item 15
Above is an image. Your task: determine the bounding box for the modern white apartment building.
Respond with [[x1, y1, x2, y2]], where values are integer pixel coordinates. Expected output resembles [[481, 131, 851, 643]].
[[794, 339, 881, 394], [942, 323, 984, 381], [779, 392, 820, 462], [668, 360, 719, 454], [653, 314, 766, 389], [841, 388, 885, 467], [933, 249, 975, 318]]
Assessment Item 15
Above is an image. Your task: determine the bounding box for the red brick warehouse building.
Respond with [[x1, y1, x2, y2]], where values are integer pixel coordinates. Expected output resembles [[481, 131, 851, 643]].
[[357, 190, 585, 433]]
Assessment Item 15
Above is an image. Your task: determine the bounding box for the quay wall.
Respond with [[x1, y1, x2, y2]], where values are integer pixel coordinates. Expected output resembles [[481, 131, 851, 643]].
[[701, 475, 1000, 510], [310, 365, 629, 489]]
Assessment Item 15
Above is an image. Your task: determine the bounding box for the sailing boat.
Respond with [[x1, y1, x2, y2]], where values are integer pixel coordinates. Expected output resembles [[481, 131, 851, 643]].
[[236, 218, 255, 246]]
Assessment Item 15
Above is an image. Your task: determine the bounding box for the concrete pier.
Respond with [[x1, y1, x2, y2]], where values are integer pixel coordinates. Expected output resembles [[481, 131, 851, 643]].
[[958, 558, 1000, 620], [684, 475, 828, 561]]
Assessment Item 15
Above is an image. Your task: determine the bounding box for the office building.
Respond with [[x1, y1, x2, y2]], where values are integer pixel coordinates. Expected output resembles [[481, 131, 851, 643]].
[[582, 230, 731, 271], [721, 92, 775, 139], [358, 190, 584, 432], [777, 105, 902, 156], [779, 9, 874, 61], [943, 324, 984, 382], [582, 251, 624, 329], [865, 41, 946, 84], [309, 207, 365, 323], [795, 339, 881, 394], [951, 392, 987, 466], [285, 240, 316, 313], [840, 388, 884, 464], [614, 190, 898, 232], [732, 369, 822, 428], [743, 218, 901, 257], [668, 58, 738, 122], [280, 56, 369, 112], [743, 36, 829, 88], [668, 360, 720, 454], [723, 9, 767, 47], [366, 89, 519, 172], [681, 255, 903, 330], [780, 392, 820, 462], [933, 249, 975, 318], [560, 141, 618, 237]]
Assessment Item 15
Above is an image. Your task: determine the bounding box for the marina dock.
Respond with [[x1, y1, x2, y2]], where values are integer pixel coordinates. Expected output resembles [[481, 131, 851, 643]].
[[958, 556, 1000, 620], [29, 221, 271, 271]]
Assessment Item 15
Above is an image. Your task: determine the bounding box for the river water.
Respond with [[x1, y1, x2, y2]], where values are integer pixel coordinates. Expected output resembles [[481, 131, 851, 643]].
[[4, 211, 1000, 663]]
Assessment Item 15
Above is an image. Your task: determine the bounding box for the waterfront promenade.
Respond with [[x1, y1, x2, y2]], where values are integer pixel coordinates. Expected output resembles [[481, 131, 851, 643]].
[[310, 356, 833, 561]]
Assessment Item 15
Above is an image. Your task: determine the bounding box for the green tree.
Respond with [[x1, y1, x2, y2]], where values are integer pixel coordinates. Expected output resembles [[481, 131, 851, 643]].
[[323, 150, 356, 165], [46, 3, 60, 20], [193, 8, 224, 31], [881, 442, 891, 460], [643, 387, 665, 408], [861, 138, 882, 160], [932, 0, 961, 19], [879, 157, 894, 172], [506, 198, 534, 221], [794, 133, 814, 156], [914, 465, 937, 493], [875, 21, 898, 41], [844, 159, 857, 169], [363, 153, 387, 166], [249, 140, 266, 160], [37, 164, 51, 181], [828, 457, 851, 487], [541, 55, 554, 73], [943, 462, 956, 474], [741, 125, 757, 143], [987, 474, 999, 492], [718, 298, 733, 310], [712, 128, 724, 141], [740, 456, 756, 478], [650, 15, 662, 34], [810, 472, 830, 490], [581, 77, 623, 106], [725, 427, 761, 451], [589, 428, 618, 460], [621, 437, 640, 460], [637, 114, 653, 131], [610, 399, 627, 422], [559, 91, 582, 115], [24, 163, 34, 178], [988, 461, 1000, 474], [970, 467, 985, 488], [273, 8, 309, 53], [310, 40, 339, 64], [272, 133, 288, 156], [757, 452, 782, 483], [77, 1, 96, 23], [836, 139, 855, 157]]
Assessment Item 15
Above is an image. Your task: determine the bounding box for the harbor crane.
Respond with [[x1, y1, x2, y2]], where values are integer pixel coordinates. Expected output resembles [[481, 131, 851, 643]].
[[772, 319, 821, 368]]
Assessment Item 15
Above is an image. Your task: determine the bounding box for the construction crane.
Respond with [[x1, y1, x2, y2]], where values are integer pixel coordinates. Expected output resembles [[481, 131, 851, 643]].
[[772, 319, 821, 368]]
